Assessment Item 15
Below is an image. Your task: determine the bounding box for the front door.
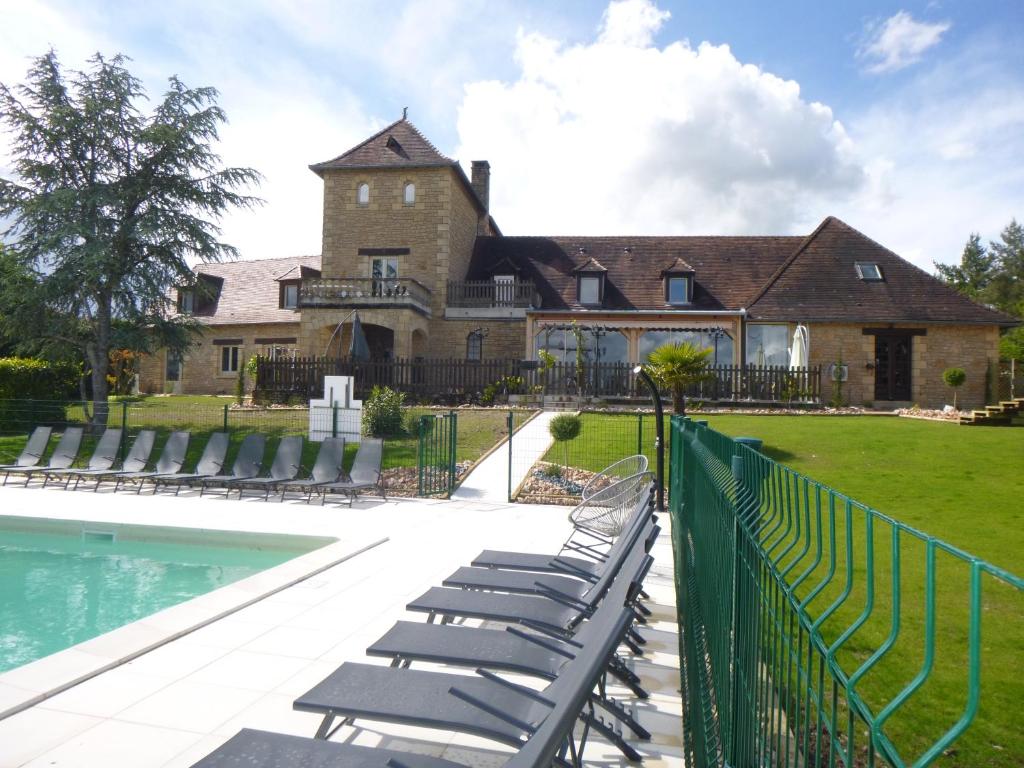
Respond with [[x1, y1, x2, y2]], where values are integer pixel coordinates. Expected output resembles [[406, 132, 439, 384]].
[[874, 334, 912, 401]]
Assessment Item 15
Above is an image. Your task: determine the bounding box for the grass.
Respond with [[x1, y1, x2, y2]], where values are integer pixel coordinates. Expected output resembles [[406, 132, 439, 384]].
[[544, 412, 1022, 766]]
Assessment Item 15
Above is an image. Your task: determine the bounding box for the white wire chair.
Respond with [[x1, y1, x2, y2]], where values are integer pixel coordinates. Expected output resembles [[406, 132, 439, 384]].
[[580, 454, 649, 500], [569, 470, 653, 537]]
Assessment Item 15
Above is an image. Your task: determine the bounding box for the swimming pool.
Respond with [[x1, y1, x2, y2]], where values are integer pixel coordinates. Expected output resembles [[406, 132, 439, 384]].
[[0, 516, 331, 673]]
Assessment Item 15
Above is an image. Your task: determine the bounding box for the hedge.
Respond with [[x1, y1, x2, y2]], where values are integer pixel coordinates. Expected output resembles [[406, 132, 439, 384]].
[[0, 358, 81, 431]]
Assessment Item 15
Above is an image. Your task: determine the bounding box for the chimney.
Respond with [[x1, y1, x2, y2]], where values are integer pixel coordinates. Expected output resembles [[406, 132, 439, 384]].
[[471, 160, 490, 211]]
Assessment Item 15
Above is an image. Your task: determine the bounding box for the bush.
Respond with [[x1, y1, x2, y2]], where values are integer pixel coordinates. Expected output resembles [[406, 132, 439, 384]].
[[0, 357, 80, 431], [942, 367, 967, 409], [549, 413, 582, 468], [362, 385, 406, 437]]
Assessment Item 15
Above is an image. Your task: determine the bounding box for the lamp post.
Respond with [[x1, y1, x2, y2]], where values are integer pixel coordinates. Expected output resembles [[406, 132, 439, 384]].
[[633, 364, 665, 511]]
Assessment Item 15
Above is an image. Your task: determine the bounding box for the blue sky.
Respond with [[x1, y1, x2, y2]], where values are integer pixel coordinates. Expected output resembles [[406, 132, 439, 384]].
[[1, 0, 1022, 272]]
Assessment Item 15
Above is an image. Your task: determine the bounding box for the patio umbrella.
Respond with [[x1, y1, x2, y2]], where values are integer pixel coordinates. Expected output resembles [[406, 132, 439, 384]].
[[349, 312, 370, 361], [755, 343, 766, 367], [789, 325, 809, 369]]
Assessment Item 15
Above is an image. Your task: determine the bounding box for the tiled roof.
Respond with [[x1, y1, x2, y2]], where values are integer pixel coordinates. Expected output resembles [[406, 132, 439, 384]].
[[746, 218, 1017, 325], [467, 235, 804, 312], [310, 118, 454, 173], [186, 255, 321, 326]]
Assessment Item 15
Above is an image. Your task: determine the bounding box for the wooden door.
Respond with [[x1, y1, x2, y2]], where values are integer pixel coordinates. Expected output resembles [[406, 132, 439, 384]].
[[874, 334, 912, 401]]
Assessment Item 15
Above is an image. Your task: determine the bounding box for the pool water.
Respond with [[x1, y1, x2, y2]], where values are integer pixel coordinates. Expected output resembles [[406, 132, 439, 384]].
[[0, 528, 308, 673]]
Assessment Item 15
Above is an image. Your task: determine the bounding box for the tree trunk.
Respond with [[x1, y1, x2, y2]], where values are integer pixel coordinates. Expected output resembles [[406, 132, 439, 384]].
[[672, 384, 685, 416], [88, 297, 112, 430]]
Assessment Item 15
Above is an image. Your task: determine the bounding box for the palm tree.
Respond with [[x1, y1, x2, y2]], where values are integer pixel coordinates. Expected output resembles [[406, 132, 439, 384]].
[[646, 341, 713, 415]]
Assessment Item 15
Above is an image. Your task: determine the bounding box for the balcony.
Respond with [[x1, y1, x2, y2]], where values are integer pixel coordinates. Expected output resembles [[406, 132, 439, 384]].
[[300, 277, 432, 316], [445, 279, 539, 319]]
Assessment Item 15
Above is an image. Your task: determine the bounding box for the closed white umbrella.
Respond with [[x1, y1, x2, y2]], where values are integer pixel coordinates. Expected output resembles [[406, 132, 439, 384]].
[[789, 325, 809, 369]]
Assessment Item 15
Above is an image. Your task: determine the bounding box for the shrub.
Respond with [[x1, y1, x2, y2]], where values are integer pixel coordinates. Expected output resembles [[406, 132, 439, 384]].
[[942, 367, 967, 409], [0, 357, 80, 431], [549, 413, 582, 469], [362, 385, 406, 437]]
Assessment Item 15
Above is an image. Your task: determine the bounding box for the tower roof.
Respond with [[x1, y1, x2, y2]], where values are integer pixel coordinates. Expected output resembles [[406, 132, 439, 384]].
[[310, 118, 455, 174]]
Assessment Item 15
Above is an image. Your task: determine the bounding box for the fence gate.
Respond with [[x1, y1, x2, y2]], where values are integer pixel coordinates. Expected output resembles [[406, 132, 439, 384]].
[[416, 412, 457, 497]]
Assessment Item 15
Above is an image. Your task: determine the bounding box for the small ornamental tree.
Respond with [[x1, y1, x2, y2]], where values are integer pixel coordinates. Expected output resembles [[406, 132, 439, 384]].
[[942, 367, 967, 409], [646, 341, 713, 415], [549, 413, 582, 470]]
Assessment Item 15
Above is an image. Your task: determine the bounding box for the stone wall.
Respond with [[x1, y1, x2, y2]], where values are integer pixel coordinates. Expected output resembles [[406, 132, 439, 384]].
[[137, 322, 301, 396], [809, 322, 998, 409], [426, 319, 526, 360]]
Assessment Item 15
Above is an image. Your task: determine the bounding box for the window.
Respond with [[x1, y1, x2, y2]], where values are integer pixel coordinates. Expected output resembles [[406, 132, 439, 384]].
[[281, 283, 299, 309], [179, 290, 195, 314], [371, 256, 399, 280], [220, 346, 241, 374], [494, 274, 514, 306], [165, 352, 182, 382], [357, 182, 370, 205], [667, 276, 690, 305], [579, 276, 601, 305], [855, 262, 883, 281], [745, 324, 789, 366], [467, 330, 484, 361], [403, 182, 415, 205]]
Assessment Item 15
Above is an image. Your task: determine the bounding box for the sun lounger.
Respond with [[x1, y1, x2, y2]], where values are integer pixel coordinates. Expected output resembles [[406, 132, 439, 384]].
[[276, 437, 345, 502], [1, 426, 52, 484], [318, 437, 384, 505], [41, 428, 122, 489], [294, 573, 644, 761], [199, 433, 267, 496], [67, 429, 156, 490], [228, 436, 303, 499], [4, 427, 84, 486], [152, 432, 229, 494], [113, 431, 190, 493]]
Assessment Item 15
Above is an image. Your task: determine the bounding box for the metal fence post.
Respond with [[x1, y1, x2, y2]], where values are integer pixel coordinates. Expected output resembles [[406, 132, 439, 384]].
[[222, 403, 229, 432], [448, 411, 457, 497], [507, 410, 514, 502], [120, 400, 128, 463], [637, 412, 643, 456], [332, 403, 338, 438], [417, 415, 426, 497]]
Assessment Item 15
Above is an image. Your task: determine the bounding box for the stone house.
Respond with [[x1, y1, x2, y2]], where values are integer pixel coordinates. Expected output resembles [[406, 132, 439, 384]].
[[139, 118, 1015, 409]]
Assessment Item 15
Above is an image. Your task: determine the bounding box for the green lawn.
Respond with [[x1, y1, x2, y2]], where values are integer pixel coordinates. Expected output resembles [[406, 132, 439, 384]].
[[546, 412, 1023, 766]]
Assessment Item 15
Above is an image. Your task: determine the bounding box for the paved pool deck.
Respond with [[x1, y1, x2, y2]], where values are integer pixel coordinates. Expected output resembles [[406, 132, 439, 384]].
[[0, 484, 683, 768]]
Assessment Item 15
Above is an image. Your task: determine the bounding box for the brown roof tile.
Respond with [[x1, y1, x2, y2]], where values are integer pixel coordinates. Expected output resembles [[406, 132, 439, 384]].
[[310, 118, 454, 173], [186, 255, 321, 326]]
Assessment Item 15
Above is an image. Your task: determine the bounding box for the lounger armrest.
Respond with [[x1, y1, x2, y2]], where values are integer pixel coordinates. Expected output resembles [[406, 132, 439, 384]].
[[472, 668, 556, 705], [518, 619, 582, 646], [534, 584, 588, 612], [446, 686, 535, 733], [505, 626, 576, 659], [549, 556, 598, 580]]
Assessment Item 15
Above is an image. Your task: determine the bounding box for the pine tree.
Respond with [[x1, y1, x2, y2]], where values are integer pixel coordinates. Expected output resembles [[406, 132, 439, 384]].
[[934, 233, 992, 300]]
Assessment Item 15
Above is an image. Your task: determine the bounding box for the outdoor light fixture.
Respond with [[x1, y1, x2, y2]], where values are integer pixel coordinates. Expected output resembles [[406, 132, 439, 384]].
[[633, 364, 665, 511]]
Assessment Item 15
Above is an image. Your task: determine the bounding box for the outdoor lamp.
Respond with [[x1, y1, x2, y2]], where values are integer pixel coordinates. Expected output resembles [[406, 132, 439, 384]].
[[633, 364, 665, 511]]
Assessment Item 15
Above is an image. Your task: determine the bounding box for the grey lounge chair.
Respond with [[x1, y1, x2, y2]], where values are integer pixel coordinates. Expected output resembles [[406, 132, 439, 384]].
[[276, 437, 346, 502], [318, 437, 384, 505], [294, 575, 644, 761], [199, 433, 267, 496], [369, 544, 655, 706], [1, 426, 52, 484], [41, 428, 122, 489], [5, 427, 84, 486], [68, 429, 156, 490], [114, 431, 191, 493], [153, 432, 229, 495], [229, 436, 304, 500]]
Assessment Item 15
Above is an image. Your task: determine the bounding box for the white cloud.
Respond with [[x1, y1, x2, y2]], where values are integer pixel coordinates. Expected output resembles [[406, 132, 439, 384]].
[[858, 11, 950, 74], [456, 0, 865, 238]]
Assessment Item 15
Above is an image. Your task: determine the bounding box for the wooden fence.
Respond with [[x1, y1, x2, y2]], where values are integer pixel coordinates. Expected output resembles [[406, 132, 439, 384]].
[[255, 356, 821, 405]]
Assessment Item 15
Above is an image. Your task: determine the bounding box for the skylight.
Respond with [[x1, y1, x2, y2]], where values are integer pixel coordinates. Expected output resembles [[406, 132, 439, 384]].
[[855, 262, 883, 281]]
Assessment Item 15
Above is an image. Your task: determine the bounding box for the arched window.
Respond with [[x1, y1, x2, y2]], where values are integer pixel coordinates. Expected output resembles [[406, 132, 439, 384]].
[[467, 330, 484, 361], [403, 182, 415, 205], [357, 182, 369, 205]]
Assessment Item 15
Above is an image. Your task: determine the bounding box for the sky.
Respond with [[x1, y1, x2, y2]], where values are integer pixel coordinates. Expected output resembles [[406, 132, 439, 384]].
[[1, 0, 1022, 273]]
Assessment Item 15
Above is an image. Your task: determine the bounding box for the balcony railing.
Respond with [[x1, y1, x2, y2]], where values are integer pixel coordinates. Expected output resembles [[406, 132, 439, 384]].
[[446, 279, 539, 309], [300, 277, 432, 314]]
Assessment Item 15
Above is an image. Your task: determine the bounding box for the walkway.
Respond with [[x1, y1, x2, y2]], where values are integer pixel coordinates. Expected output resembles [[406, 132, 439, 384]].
[[451, 410, 563, 503]]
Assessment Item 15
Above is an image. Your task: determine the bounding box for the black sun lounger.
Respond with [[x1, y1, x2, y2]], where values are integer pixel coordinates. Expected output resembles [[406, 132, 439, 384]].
[[319, 437, 384, 505], [153, 432, 229, 494], [276, 437, 345, 502], [368, 545, 656, 706], [199, 433, 267, 496], [295, 579, 643, 761], [5, 427, 83, 486], [1, 426, 52, 484], [228, 436, 303, 499], [42, 428, 122, 489], [68, 429, 156, 490], [114, 431, 190, 493]]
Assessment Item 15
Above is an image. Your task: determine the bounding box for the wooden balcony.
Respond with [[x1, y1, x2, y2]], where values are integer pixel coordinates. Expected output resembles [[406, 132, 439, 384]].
[[445, 279, 539, 318], [300, 277, 432, 315]]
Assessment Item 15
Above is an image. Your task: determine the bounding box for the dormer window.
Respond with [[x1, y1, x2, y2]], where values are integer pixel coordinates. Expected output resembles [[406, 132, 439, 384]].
[[403, 182, 415, 205], [661, 257, 695, 305], [855, 262, 883, 281], [280, 281, 299, 309], [357, 182, 370, 206], [178, 289, 195, 314], [573, 256, 607, 307]]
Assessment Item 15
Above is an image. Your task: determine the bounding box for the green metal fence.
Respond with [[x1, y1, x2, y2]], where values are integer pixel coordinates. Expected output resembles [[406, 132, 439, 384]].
[[670, 416, 1024, 768], [416, 411, 457, 497]]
